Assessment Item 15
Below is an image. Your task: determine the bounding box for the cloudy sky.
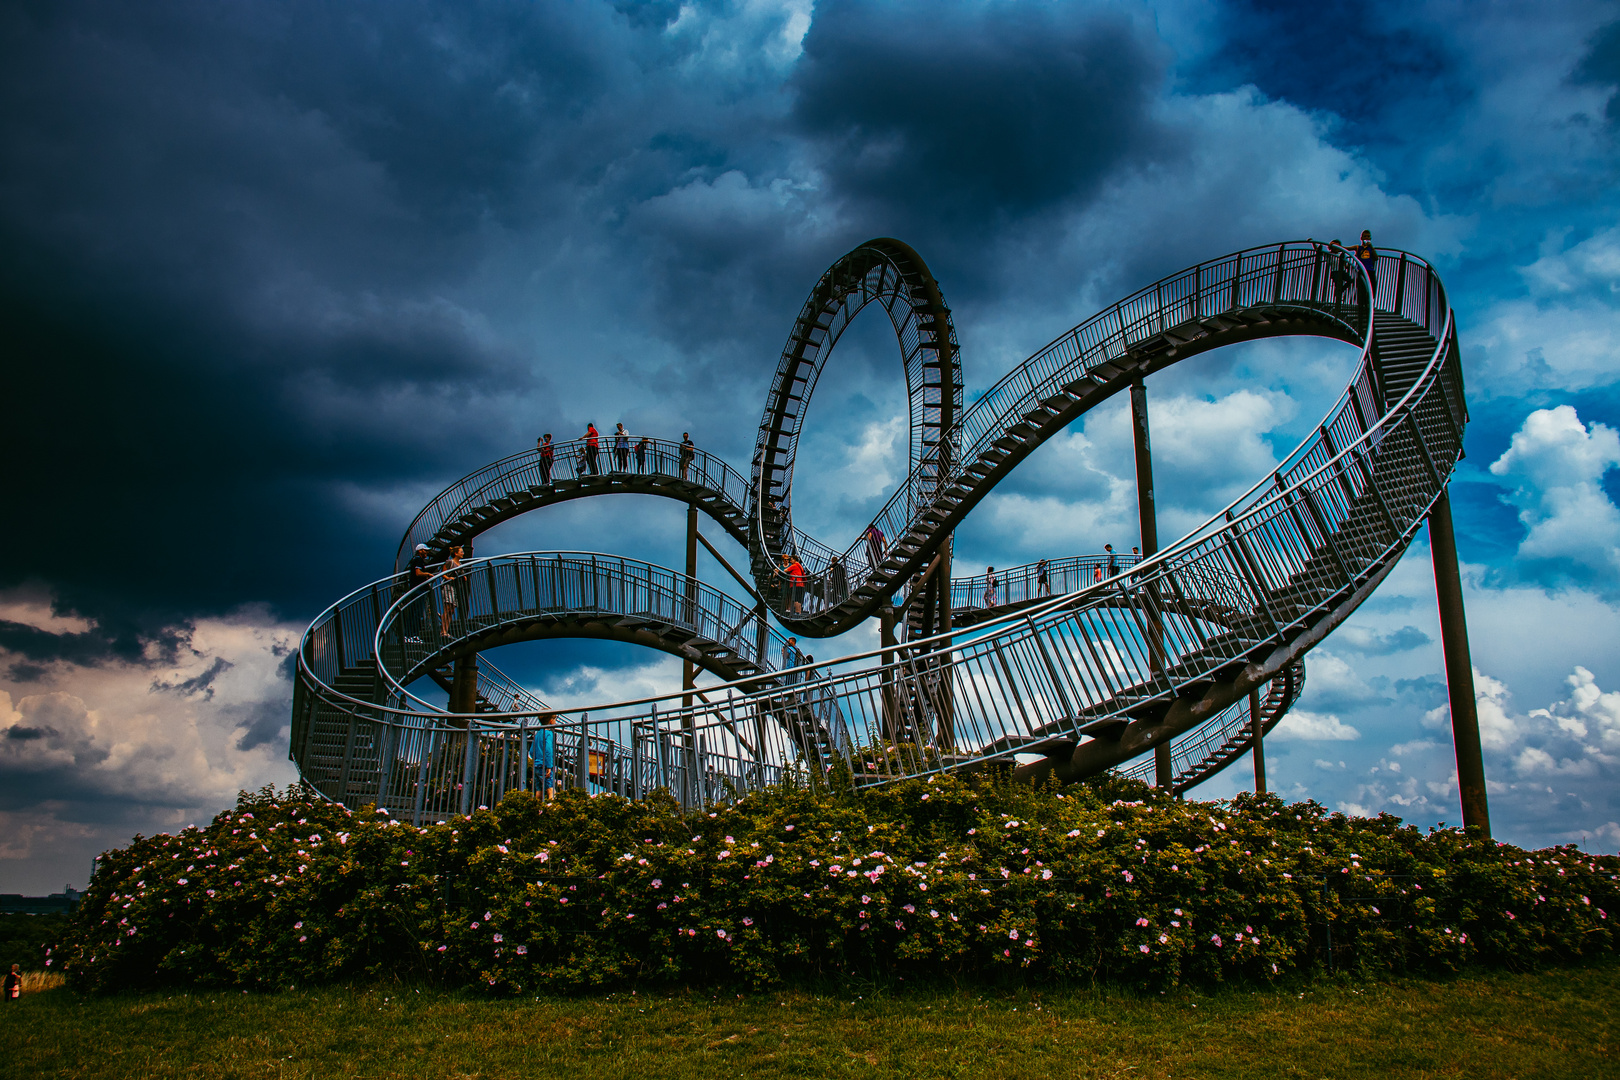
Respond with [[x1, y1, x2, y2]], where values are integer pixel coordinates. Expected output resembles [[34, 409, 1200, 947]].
[[3, 0, 1618, 892]]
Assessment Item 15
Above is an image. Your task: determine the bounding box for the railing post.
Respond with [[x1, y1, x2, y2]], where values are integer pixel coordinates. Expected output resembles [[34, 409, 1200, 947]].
[[1394, 253, 1408, 317], [459, 730, 477, 816]]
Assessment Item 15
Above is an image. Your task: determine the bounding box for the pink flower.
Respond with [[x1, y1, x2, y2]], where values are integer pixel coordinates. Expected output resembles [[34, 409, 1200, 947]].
[[1158, 934, 1169, 944], [716, 929, 727, 939], [515, 946, 528, 955], [895, 920, 905, 930], [861, 894, 871, 904], [1122, 871, 1134, 883], [493, 934, 503, 943], [1135, 917, 1149, 927], [742, 917, 754, 926], [903, 904, 915, 914], [1210, 934, 1223, 947], [1139, 944, 1150, 953], [437, 945, 448, 952], [1009, 929, 1019, 940]]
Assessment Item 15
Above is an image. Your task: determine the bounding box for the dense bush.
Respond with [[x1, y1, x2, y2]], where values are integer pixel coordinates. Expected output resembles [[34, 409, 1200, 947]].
[[58, 776, 1618, 994], [0, 913, 69, 973]]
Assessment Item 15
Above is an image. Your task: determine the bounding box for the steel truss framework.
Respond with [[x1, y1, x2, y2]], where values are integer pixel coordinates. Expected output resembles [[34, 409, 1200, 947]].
[[292, 240, 1466, 823]]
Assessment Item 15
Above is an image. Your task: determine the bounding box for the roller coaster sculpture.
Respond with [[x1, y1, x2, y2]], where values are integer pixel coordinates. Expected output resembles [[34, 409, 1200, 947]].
[[291, 239, 1475, 826]]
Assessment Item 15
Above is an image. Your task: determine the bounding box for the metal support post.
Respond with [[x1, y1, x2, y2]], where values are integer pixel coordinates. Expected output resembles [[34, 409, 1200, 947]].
[[1132, 378, 1172, 790], [577, 713, 591, 793], [937, 532, 955, 750], [1428, 491, 1490, 836], [684, 502, 698, 714], [880, 604, 898, 741], [1250, 687, 1266, 794], [449, 655, 478, 722]]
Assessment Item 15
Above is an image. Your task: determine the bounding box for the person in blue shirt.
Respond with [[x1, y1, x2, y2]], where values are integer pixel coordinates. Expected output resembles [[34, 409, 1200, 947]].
[[530, 713, 557, 800]]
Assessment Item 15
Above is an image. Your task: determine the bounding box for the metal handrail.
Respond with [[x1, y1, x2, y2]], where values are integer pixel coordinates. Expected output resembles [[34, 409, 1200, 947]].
[[395, 437, 753, 570]]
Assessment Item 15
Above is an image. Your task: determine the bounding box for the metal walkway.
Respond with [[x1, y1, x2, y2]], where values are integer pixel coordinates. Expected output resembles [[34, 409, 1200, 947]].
[[291, 240, 1464, 821]]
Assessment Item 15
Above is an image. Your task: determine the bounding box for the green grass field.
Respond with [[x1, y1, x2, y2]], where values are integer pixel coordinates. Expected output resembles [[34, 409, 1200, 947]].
[[3, 961, 1615, 1079]]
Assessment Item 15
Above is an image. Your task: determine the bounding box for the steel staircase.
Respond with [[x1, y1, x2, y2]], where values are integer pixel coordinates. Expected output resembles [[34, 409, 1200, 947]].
[[291, 241, 1466, 816]]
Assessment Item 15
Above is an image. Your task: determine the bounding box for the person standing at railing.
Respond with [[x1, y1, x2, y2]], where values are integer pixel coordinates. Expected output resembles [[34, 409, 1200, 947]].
[[538, 434, 554, 486], [679, 432, 695, 480], [828, 555, 847, 605], [529, 713, 557, 801], [614, 423, 631, 472], [635, 435, 650, 473], [863, 523, 886, 569], [1036, 559, 1050, 597], [784, 553, 806, 614], [584, 423, 601, 474], [405, 543, 439, 639], [439, 545, 464, 638], [782, 635, 802, 690], [1106, 544, 1119, 578], [983, 566, 998, 608], [1353, 230, 1377, 297]]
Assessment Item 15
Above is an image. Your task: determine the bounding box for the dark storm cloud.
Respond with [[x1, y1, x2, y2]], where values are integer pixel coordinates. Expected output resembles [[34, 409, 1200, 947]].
[[1194, 0, 1466, 179], [790, 0, 1165, 253], [1574, 18, 1620, 125], [0, 1, 641, 631]]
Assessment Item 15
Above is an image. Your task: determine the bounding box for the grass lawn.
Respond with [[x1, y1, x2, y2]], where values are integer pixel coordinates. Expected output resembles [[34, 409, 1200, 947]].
[[3, 960, 1615, 1079]]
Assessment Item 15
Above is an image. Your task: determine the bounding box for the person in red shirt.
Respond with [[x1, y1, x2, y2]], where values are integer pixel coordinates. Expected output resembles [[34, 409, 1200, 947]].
[[584, 423, 600, 475], [785, 554, 807, 613]]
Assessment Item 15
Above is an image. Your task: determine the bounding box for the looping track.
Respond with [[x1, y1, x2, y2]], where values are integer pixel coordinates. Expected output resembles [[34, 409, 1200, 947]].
[[293, 240, 1464, 821]]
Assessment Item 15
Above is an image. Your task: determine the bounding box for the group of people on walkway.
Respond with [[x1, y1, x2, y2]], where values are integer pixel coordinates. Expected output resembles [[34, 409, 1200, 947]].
[[536, 428, 697, 484]]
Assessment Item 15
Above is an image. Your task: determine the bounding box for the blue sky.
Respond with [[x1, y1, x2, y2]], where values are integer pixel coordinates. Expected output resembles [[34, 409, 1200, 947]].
[[2, 0, 1617, 892]]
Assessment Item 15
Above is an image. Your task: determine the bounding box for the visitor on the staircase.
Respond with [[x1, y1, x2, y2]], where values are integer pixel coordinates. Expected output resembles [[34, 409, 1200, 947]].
[[1106, 544, 1119, 577], [530, 713, 557, 800], [828, 555, 847, 605], [782, 636, 802, 685], [439, 545, 464, 638], [406, 543, 438, 636], [1353, 229, 1377, 297], [538, 434, 554, 486], [786, 553, 807, 614], [1036, 559, 1050, 597], [863, 523, 886, 569], [584, 423, 601, 475], [635, 435, 649, 473], [614, 423, 630, 471], [983, 566, 998, 608], [679, 432, 695, 479]]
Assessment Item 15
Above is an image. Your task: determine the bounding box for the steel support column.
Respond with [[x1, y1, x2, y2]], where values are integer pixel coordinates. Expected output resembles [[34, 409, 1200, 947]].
[[449, 655, 479, 721], [683, 502, 699, 715], [1131, 378, 1171, 790], [1250, 687, 1266, 795], [936, 533, 954, 750], [1428, 491, 1490, 836]]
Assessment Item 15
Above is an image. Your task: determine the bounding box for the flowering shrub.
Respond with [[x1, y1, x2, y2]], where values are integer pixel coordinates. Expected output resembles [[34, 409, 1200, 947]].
[[59, 779, 1618, 994]]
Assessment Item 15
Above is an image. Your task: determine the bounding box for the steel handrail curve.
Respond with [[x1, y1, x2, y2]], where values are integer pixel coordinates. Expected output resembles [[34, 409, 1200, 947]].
[[395, 437, 753, 570], [370, 551, 794, 712]]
